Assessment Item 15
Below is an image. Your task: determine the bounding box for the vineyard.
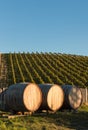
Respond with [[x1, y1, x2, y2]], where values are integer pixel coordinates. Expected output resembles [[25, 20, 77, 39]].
[[1, 52, 88, 88]]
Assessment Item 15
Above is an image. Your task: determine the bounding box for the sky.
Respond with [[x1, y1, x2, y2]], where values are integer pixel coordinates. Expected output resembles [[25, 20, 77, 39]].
[[0, 0, 88, 55]]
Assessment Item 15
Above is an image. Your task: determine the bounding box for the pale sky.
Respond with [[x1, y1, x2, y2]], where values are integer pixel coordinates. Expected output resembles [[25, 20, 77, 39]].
[[0, 0, 88, 55]]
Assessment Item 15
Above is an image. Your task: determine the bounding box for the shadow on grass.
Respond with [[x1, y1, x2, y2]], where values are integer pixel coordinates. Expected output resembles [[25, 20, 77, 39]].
[[33, 110, 88, 130], [0, 108, 88, 130], [45, 111, 88, 130]]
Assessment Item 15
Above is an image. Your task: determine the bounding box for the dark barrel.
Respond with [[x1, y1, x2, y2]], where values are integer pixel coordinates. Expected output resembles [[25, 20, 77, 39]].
[[5, 83, 42, 112], [61, 85, 82, 110], [0, 89, 9, 111], [38, 84, 64, 111]]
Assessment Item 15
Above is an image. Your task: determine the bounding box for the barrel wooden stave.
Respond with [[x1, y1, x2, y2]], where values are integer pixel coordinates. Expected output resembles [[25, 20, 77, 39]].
[[61, 85, 82, 110], [38, 84, 64, 111], [5, 83, 42, 112]]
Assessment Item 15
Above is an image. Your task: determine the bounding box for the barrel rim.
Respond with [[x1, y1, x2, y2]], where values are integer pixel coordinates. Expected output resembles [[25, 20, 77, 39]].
[[68, 86, 83, 109], [23, 83, 43, 112], [47, 84, 64, 111]]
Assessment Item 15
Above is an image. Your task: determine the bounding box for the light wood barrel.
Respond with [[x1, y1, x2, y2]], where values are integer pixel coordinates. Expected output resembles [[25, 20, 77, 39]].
[[5, 83, 42, 112], [38, 84, 64, 111], [61, 85, 82, 110]]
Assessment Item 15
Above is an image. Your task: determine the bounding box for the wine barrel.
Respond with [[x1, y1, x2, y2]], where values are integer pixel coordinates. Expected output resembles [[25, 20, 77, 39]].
[[38, 84, 64, 111], [5, 83, 42, 112], [61, 85, 82, 110], [0, 89, 9, 111]]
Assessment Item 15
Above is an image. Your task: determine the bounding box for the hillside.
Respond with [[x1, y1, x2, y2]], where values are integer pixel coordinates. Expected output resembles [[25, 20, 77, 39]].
[[1, 52, 88, 88]]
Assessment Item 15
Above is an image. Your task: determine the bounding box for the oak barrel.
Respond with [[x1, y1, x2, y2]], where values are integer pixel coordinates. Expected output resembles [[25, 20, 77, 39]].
[[61, 85, 82, 110], [5, 83, 42, 112], [38, 84, 64, 111], [0, 89, 9, 111]]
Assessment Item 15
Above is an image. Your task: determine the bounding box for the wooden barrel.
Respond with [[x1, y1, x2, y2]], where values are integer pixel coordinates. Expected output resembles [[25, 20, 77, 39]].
[[5, 83, 42, 112], [61, 85, 82, 110], [0, 89, 9, 111], [38, 84, 64, 111]]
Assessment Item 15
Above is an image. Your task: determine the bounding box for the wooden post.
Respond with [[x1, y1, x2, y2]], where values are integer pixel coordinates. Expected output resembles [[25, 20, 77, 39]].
[[85, 88, 88, 103], [0, 52, 1, 65], [0, 53, 1, 75]]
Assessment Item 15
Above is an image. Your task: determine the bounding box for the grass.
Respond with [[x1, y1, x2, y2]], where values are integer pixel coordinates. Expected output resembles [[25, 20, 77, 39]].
[[0, 105, 88, 130]]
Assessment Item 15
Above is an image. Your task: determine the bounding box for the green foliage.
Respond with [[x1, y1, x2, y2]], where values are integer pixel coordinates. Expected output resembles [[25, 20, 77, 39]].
[[3, 53, 88, 88]]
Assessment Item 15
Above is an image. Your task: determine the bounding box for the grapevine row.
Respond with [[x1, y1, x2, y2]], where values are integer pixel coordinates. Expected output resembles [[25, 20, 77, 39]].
[[2, 52, 88, 88]]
